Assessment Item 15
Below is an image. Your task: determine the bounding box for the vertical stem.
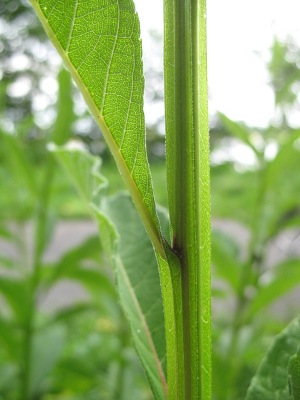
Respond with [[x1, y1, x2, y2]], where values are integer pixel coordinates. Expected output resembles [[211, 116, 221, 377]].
[[21, 159, 55, 399], [224, 167, 269, 399], [164, 0, 211, 399], [20, 68, 73, 399]]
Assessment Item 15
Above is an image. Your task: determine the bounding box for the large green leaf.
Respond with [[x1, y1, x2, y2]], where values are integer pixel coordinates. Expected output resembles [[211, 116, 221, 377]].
[[53, 147, 167, 399], [246, 316, 300, 400], [29, 0, 164, 257]]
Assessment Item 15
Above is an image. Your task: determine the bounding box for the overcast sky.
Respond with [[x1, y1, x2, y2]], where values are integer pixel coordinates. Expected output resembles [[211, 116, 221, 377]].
[[134, 0, 300, 128]]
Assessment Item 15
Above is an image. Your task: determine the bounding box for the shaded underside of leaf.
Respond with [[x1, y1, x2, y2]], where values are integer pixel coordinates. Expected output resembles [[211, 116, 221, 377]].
[[29, 0, 164, 256], [97, 193, 167, 399], [246, 316, 300, 400]]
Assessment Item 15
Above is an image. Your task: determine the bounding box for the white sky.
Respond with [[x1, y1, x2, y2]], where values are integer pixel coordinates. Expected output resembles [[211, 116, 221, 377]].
[[134, 0, 300, 128]]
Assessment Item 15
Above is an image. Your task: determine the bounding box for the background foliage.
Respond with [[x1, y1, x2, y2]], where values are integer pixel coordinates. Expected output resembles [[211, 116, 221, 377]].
[[1, 1, 300, 399]]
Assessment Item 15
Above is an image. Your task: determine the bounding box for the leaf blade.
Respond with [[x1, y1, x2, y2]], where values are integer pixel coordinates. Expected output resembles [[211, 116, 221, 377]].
[[96, 194, 168, 399], [29, 0, 164, 257], [218, 113, 262, 160]]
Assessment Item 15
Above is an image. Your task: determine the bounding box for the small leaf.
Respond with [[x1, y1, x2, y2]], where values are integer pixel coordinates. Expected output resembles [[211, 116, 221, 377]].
[[218, 113, 262, 160], [67, 267, 116, 295], [46, 303, 96, 326], [51, 145, 107, 206], [57, 235, 102, 266], [246, 316, 300, 400], [247, 259, 300, 318]]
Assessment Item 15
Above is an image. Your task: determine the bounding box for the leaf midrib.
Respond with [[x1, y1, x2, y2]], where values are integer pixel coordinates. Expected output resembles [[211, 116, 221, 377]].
[[117, 256, 168, 397]]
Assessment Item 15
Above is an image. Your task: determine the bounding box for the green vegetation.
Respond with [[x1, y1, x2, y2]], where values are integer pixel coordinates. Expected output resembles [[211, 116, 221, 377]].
[[1, 1, 300, 399]]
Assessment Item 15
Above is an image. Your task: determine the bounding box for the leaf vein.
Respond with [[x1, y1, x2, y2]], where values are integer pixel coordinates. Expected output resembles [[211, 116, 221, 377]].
[[65, 0, 79, 53], [100, 2, 120, 113]]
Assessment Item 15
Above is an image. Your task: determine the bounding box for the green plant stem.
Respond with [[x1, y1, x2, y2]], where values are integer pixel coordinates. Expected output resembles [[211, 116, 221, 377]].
[[164, 0, 211, 398], [21, 158, 55, 399]]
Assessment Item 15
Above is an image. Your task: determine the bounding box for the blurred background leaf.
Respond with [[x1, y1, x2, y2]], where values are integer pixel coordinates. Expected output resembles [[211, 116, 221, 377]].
[[246, 316, 300, 400]]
